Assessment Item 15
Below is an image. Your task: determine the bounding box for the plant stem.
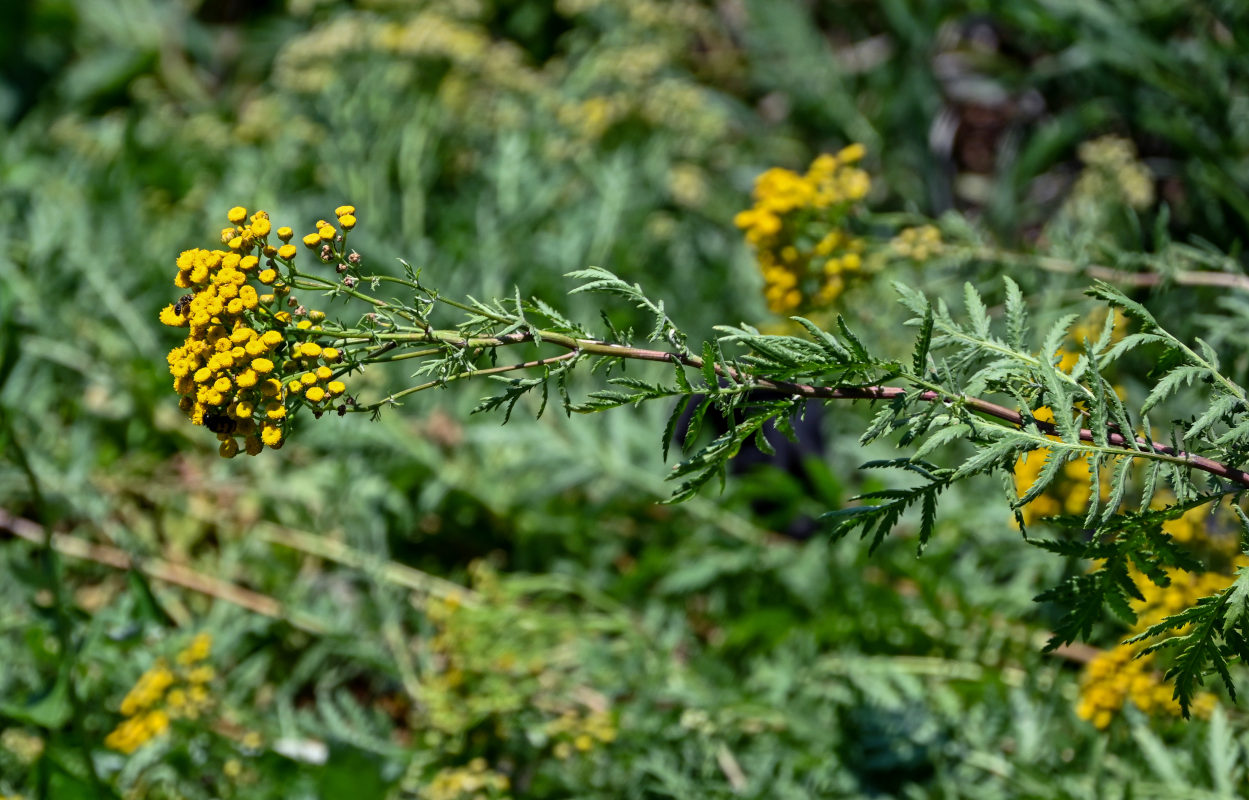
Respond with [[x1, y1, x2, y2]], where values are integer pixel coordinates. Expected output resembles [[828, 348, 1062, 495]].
[[967, 247, 1249, 293], [347, 325, 1249, 489]]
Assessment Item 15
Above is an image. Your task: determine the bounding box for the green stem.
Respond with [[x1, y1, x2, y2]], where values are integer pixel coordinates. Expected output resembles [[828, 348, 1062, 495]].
[[355, 352, 579, 412]]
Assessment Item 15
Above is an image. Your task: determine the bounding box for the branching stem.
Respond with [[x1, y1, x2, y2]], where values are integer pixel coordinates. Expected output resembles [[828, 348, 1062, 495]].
[[331, 321, 1249, 489]]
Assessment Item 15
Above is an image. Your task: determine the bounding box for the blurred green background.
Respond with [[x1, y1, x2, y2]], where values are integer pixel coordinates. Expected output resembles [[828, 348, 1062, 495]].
[[5, 0, 1249, 797]]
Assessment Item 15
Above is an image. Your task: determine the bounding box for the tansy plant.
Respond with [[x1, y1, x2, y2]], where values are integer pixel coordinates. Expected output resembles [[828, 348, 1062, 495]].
[[163, 151, 1249, 717]]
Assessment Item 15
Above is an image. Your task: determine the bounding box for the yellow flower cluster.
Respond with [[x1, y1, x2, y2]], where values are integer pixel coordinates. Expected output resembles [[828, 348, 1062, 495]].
[[734, 145, 870, 314], [546, 709, 617, 760], [427, 758, 512, 800], [1075, 135, 1155, 210], [105, 633, 216, 754], [161, 206, 355, 456], [890, 225, 942, 261], [1076, 557, 1234, 729], [0, 729, 43, 765]]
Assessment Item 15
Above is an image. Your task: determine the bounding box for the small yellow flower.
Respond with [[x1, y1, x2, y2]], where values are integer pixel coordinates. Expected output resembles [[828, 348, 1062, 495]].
[[258, 268, 277, 285], [227, 206, 248, 223], [300, 372, 318, 386], [315, 366, 332, 380], [300, 342, 323, 358], [277, 244, 297, 260], [251, 218, 271, 237], [188, 665, 216, 683], [334, 205, 355, 217], [317, 225, 335, 241], [261, 424, 283, 447], [836, 143, 866, 163], [338, 214, 356, 230], [251, 358, 274, 374], [327, 381, 346, 396], [321, 347, 340, 362], [302, 233, 321, 248], [277, 226, 294, 242]]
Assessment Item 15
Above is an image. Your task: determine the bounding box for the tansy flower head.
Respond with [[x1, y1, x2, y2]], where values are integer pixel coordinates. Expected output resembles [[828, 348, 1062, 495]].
[[163, 207, 357, 457]]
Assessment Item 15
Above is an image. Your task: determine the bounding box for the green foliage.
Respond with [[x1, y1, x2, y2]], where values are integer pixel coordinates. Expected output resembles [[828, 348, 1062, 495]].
[[8, 0, 1249, 797]]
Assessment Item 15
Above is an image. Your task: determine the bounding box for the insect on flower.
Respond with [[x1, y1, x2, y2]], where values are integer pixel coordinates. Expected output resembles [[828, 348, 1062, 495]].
[[202, 411, 238, 435]]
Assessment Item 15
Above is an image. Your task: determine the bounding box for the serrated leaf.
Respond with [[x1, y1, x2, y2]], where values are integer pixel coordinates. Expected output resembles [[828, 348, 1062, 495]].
[[1186, 394, 1239, 440], [963, 282, 992, 339], [952, 438, 1019, 481], [1041, 313, 1079, 370], [700, 341, 718, 386], [1003, 276, 1027, 350], [913, 423, 971, 460], [912, 303, 934, 375], [662, 396, 693, 461], [1013, 446, 1074, 507], [791, 316, 850, 362], [1142, 365, 1205, 416], [1087, 280, 1159, 329], [1100, 456, 1132, 524], [835, 316, 869, 361], [1102, 332, 1167, 364]]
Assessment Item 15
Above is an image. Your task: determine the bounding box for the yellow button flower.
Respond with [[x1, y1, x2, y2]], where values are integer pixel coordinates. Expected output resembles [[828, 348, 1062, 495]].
[[227, 206, 248, 223]]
